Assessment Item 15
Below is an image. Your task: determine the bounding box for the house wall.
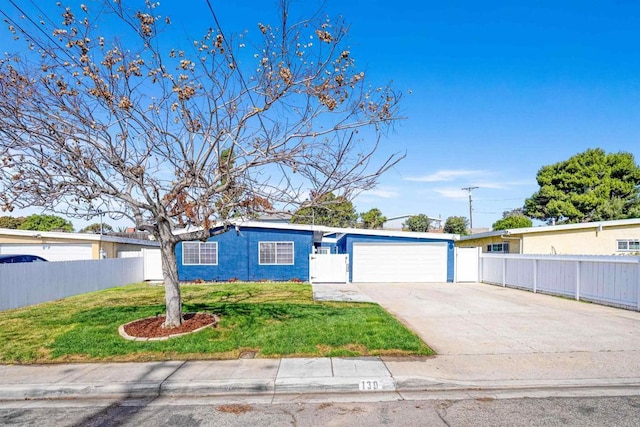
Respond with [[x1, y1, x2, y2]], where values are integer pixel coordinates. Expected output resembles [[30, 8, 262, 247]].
[[0, 234, 99, 260], [456, 235, 521, 254], [340, 234, 455, 282], [522, 225, 640, 255], [0, 234, 81, 245], [0, 234, 158, 260], [457, 223, 640, 255], [176, 227, 314, 282], [317, 242, 337, 253]]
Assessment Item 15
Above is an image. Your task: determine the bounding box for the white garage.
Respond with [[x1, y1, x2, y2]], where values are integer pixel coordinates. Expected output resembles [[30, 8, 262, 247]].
[[352, 242, 448, 283], [0, 243, 93, 261]]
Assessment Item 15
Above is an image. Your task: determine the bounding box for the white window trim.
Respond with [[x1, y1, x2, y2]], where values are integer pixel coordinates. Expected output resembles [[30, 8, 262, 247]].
[[182, 241, 218, 265], [258, 241, 295, 265], [617, 239, 640, 252]]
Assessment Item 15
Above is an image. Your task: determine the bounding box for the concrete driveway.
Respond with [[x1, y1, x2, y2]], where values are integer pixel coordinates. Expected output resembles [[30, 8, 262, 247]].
[[353, 282, 640, 382]]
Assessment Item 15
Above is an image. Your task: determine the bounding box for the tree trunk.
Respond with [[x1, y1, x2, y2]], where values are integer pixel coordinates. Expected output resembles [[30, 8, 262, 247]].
[[159, 234, 183, 328]]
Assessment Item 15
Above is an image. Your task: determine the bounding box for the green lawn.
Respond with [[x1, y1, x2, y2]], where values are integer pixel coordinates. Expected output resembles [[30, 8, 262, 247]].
[[0, 282, 433, 363]]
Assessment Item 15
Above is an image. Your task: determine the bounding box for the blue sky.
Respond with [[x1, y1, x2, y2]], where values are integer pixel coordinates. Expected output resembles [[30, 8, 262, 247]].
[[335, 0, 640, 228], [4, 1, 640, 230]]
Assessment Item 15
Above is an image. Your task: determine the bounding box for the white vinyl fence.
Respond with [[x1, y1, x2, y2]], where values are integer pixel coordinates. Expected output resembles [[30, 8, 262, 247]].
[[480, 253, 640, 311], [0, 257, 144, 311]]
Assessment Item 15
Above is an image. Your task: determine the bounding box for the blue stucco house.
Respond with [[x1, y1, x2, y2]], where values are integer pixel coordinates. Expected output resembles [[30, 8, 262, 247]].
[[176, 222, 457, 283]]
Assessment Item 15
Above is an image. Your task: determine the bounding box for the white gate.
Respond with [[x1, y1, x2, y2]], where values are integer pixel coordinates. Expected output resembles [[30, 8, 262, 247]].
[[456, 247, 480, 282], [142, 248, 163, 281], [309, 254, 349, 283]]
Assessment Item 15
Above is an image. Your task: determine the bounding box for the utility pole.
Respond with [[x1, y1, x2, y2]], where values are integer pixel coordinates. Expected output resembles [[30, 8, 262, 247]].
[[98, 209, 104, 235], [461, 186, 479, 231]]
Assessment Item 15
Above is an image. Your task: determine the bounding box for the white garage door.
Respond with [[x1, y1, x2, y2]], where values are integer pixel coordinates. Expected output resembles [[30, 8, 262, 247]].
[[0, 243, 93, 261], [352, 242, 448, 283]]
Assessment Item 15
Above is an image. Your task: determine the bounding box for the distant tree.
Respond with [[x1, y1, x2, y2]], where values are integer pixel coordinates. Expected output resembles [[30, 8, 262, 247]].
[[360, 208, 387, 229], [443, 216, 469, 235], [18, 214, 73, 232], [80, 223, 114, 234], [291, 193, 358, 228], [502, 208, 524, 218], [0, 216, 25, 229], [524, 149, 640, 224], [492, 215, 532, 231], [403, 214, 431, 232]]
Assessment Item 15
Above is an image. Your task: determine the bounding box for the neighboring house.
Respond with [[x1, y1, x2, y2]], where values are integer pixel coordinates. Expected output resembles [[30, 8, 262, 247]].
[[457, 218, 640, 255], [0, 228, 160, 261], [254, 213, 293, 224], [176, 221, 457, 283], [382, 214, 443, 231]]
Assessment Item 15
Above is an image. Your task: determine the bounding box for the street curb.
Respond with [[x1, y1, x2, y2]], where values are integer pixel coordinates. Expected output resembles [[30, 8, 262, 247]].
[[161, 380, 275, 397], [393, 376, 640, 391], [0, 382, 163, 401], [274, 377, 396, 394], [3, 377, 640, 401]]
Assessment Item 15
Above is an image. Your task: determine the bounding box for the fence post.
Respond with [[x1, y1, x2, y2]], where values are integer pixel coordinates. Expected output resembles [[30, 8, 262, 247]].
[[575, 260, 581, 301], [637, 261, 640, 312], [502, 256, 506, 287], [454, 247, 458, 283], [533, 259, 537, 293]]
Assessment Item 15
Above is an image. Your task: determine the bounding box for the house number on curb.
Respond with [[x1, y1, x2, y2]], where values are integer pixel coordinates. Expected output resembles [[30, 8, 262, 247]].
[[359, 380, 380, 391]]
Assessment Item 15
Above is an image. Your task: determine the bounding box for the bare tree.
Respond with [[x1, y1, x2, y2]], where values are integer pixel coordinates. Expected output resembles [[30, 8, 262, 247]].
[[0, 1, 403, 327]]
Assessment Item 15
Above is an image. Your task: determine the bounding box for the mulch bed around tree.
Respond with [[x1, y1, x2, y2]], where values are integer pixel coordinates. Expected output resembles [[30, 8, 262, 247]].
[[122, 313, 218, 340]]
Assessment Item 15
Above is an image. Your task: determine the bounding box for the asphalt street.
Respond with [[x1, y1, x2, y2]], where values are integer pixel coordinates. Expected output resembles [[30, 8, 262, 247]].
[[1, 396, 640, 426]]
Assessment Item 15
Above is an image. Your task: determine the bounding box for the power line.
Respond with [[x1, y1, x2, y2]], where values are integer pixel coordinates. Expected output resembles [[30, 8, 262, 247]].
[[476, 197, 525, 203]]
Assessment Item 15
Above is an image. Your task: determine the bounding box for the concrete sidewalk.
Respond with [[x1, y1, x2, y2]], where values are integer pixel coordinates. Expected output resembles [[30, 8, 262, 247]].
[[3, 282, 640, 402], [2, 356, 640, 402]]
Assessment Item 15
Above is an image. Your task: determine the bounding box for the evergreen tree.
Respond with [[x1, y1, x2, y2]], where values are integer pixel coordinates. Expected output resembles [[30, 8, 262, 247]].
[[524, 149, 640, 224], [402, 214, 431, 232], [443, 216, 469, 235], [18, 214, 73, 232], [360, 208, 387, 229], [292, 193, 358, 227]]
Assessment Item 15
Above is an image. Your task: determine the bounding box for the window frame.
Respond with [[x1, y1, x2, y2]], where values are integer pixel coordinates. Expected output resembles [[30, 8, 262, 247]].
[[258, 241, 295, 265], [617, 239, 640, 252], [182, 241, 218, 265], [487, 243, 510, 253]]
